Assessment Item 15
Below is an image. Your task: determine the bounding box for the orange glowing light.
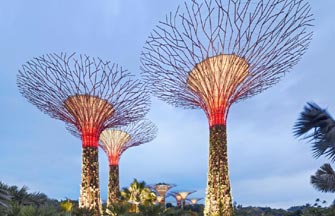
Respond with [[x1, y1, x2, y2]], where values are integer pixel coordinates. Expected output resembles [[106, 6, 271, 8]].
[[187, 54, 249, 126]]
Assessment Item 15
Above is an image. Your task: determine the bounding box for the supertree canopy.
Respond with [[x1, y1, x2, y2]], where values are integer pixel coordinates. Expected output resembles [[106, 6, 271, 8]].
[[17, 53, 150, 215], [141, 0, 313, 215], [99, 119, 157, 206], [189, 198, 203, 205], [177, 191, 196, 208]]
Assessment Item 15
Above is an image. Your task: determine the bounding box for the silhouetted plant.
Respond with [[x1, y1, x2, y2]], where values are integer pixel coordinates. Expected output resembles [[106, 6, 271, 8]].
[[294, 103, 335, 194], [311, 164, 335, 193]]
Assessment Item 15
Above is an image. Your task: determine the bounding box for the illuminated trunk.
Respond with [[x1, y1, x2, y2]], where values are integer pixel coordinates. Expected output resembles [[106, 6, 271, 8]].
[[107, 164, 120, 206], [79, 145, 102, 215], [204, 124, 233, 216]]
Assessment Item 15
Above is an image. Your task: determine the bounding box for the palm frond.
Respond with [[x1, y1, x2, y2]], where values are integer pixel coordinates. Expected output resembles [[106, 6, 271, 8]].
[[0, 188, 10, 208], [311, 163, 335, 193], [294, 102, 335, 161]]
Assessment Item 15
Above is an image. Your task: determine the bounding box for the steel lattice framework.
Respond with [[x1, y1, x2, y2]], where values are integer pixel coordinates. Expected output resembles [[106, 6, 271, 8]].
[[98, 120, 157, 205], [141, 0, 313, 125], [140, 0, 313, 215], [99, 120, 157, 166], [17, 53, 150, 215]]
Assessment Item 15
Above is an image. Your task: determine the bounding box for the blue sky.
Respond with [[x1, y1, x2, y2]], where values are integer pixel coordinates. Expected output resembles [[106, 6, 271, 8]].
[[1, 0, 335, 209]]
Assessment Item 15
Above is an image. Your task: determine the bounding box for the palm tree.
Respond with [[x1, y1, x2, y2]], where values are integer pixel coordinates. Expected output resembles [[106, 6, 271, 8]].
[[294, 102, 335, 192], [311, 163, 335, 193], [0, 188, 10, 208], [293, 102, 335, 160], [121, 179, 156, 213], [7, 185, 32, 206]]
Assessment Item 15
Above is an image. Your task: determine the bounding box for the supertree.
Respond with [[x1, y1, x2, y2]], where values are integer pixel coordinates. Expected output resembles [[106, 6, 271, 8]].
[[171, 191, 196, 208], [188, 198, 203, 205], [99, 120, 157, 206], [169, 192, 182, 208], [17, 53, 150, 215], [140, 0, 313, 215], [178, 191, 196, 208], [151, 183, 176, 207]]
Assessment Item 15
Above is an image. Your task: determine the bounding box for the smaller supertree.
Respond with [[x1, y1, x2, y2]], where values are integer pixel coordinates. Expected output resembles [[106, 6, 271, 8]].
[[151, 183, 175, 207], [169, 192, 182, 208], [172, 191, 196, 208], [188, 198, 203, 205], [99, 120, 157, 206]]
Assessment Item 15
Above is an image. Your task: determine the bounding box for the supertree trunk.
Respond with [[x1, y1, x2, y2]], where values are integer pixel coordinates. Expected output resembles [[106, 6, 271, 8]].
[[79, 131, 102, 216], [99, 121, 157, 207], [204, 124, 233, 216], [107, 164, 120, 206]]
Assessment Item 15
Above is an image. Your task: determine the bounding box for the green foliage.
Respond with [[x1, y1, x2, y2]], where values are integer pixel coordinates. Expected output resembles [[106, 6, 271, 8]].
[[0, 187, 10, 208], [71, 206, 96, 216], [138, 204, 165, 216], [3, 181, 335, 216], [0, 181, 47, 207], [106, 202, 131, 215], [233, 203, 335, 216], [17, 205, 37, 216], [60, 199, 73, 212], [4, 204, 59, 216], [234, 206, 288, 216], [120, 179, 156, 213], [163, 207, 199, 216]]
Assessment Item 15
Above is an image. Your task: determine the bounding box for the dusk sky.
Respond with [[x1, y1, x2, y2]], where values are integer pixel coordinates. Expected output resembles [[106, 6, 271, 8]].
[[1, 0, 335, 209]]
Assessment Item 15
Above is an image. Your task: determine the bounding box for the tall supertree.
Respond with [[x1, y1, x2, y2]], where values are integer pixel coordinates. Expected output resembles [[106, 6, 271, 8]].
[[99, 120, 157, 206], [141, 0, 313, 215], [17, 53, 150, 215], [151, 183, 175, 207]]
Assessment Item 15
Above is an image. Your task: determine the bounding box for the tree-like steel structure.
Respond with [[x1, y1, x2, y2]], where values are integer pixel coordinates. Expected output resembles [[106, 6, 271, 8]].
[[188, 198, 203, 205], [151, 183, 176, 206], [17, 53, 150, 215], [141, 0, 313, 215], [99, 120, 157, 206], [170, 191, 196, 209], [177, 191, 196, 208], [169, 192, 182, 208]]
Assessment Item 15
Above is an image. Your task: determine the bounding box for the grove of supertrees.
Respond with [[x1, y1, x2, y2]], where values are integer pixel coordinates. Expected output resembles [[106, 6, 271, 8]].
[[140, 0, 313, 215], [17, 53, 150, 215], [99, 119, 157, 206]]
